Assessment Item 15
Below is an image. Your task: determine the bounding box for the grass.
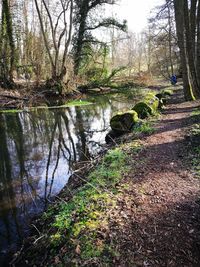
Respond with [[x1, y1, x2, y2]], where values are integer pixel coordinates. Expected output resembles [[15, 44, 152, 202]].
[[133, 121, 156, 135], [0, 109, 23, 113], [62, 100, 93, 107], [29, 100, 93, 111], [191, 109, 200, 117], [188, 121, 200, 177], [40, 146, 141, 265], [191, 146, 200, 177]]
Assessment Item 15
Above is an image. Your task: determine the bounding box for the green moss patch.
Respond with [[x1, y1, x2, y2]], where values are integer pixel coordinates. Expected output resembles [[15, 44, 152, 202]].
[[40, 148, 133, 265], [162, 89, 174, 96], [0, 109, 23, 113], [110, 110, 138, 132], [133, 121, 156, 135], [62, 100, 93, 107], [132, 93, 159, 119], [132, 102, 152, 119]]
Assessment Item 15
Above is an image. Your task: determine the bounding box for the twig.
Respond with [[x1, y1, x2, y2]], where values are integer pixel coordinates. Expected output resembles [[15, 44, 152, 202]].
[[0, 94, 28, 101], [33, 235, 45, 244], [31, 224, 41, 235]]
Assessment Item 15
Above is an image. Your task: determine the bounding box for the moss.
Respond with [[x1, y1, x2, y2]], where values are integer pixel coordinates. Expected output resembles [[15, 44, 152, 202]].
[[110, 110, 138, 132], [62, 100, 93, 107], [132, 93, 159, 119], [192, 109, 200, 116], [0, 109, 23, 113], [144, 93, 159, 111], [155, 93, 163, 100], [162, 89, 173, 96], [43, 148, 130, 262], [132, 102, 152, 119]]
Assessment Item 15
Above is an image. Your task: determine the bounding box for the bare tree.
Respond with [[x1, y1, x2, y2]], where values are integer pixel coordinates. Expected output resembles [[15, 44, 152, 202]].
[[34, 0, 73, 93]]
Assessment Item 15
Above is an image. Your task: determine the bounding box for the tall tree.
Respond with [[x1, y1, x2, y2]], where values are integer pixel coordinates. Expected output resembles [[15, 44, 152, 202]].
[[173, 0, 194, 100], [173, 0, 200, 100], [0, 0, 15, 87], [34, 0, 73, 93], [73, 0, 127, 75]]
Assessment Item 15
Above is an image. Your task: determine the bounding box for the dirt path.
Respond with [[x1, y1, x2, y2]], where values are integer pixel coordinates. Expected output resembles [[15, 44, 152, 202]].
[[112, 90, 200, 267]]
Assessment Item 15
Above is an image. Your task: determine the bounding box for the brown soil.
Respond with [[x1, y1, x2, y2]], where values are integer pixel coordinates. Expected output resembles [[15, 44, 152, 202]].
[[110, 89, 200, 266]]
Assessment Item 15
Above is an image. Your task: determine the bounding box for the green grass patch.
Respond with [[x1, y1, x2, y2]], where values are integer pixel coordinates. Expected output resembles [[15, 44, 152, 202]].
[[63, 100, 93, 107], [133, 121, 156, 135], [191, 109, 200, 117], [0, 109, 23, 113], [188, 123, 200, 177], [28, 100, 93, 112], [42, 147, 135, 263]]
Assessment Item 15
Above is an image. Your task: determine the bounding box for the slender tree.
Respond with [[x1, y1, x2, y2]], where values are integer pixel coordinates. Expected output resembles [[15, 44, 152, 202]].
[[34, 0, 74, 93], [0, 0, 15, 87]]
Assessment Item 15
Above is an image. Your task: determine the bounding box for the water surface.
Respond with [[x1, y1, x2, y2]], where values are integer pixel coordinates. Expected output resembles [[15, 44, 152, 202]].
[[0, 91, 143, 264]]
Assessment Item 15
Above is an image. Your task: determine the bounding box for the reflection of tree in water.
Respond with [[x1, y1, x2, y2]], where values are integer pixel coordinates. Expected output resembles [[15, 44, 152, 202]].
[[74, 107, 91, 161], [0, 94, 133, 261], [0, 115, 23, 253], [44, 110, 76, 200]]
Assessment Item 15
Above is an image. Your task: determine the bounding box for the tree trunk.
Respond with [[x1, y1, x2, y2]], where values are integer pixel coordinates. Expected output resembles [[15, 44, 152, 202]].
[[196, 0, 200, 86], [73, 0, 89, 75], [167, 2, 174, 75], [190, 0, 197, 55], [0, 0, 15, 85], [184, 0, 200, 98], [173, 0, 194, 101]]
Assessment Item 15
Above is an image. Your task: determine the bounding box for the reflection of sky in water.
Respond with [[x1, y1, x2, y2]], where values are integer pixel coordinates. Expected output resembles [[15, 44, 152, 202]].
[[38, 158, 72, 197], [0, 92, 140, 264]]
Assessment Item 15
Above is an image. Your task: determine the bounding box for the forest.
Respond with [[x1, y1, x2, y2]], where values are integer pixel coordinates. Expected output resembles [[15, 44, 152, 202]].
[[1, 0, 200, 266], [0, 0, 192, 98], [0, 0, 200, 100]]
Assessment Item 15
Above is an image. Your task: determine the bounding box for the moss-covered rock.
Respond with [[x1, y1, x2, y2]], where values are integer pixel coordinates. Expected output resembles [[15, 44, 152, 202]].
[[155, 93, 165, 109], [155, 93, 163, 100], [144, 93, 159, 111], [110, 110, 138, 132], [105, 130, 123, 143], [155, 89, 173, 107], [162, 89, 173, 96], [132, 102, 152, 119], [132, 94, 159, 119]]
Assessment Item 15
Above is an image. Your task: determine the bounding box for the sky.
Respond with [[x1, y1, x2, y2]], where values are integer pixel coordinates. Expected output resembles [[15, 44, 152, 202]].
[[112, 0, 164, 33]]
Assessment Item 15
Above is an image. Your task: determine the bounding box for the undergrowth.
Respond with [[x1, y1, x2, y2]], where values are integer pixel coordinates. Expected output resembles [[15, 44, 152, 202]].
[[134, 121, 156, 135], [39, 146, 141, 265], [188, 110, 200, 177]]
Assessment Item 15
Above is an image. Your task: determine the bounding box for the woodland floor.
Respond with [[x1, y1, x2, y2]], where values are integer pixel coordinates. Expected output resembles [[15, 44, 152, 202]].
[[111, 88, 200, 266], [11, 85, 200, 267]]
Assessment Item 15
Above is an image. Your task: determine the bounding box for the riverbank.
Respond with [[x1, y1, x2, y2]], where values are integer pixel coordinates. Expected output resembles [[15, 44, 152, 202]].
[[0, 77, 158, 110], [11, 85, 200, 266]]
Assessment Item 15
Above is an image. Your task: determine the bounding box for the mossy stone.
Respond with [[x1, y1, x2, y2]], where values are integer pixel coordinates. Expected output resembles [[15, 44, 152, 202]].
[[155, 93, 163, 100], [110, 110, 138, 132], [162, 89, 173, 96], [132, 102, 152, 119], [132, 93, 159, 119]]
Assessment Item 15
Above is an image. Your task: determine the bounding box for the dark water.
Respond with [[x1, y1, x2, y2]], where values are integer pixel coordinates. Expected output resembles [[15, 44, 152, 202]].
[[0, 92, 141, 264]]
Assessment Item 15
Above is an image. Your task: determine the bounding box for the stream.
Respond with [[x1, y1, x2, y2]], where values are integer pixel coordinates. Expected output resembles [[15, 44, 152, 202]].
[[0, 90, 144, 264]]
